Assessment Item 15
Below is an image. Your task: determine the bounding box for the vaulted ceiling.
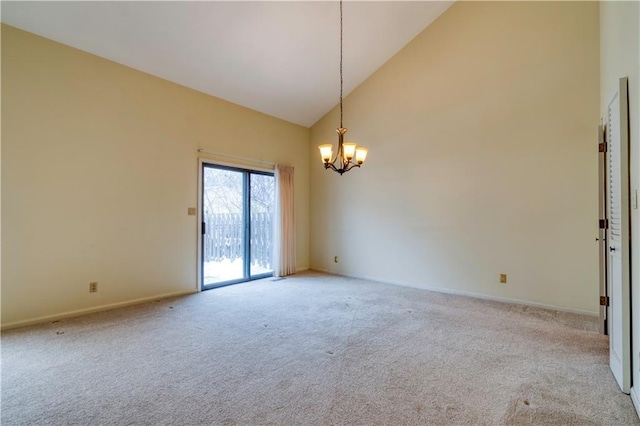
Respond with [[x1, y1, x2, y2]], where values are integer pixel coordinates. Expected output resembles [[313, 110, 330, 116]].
[[2, 1, 453, 127]]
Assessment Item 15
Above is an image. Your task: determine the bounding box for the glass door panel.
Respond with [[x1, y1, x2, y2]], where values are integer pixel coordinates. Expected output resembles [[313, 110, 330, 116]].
[[202, 167, 245, 287], [250, 173, 275, 277]]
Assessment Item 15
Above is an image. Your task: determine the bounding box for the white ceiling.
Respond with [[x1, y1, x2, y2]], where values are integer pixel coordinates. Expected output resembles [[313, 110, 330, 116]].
[[1, 1, 453, 127]]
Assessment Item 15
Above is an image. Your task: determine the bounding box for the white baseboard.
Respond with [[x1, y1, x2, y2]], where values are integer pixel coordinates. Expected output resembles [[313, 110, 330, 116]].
[[631, 387, 640, 419], [1, 289, 197, 331], [311, 268, 598, 317], [3, 270, 598, 330]]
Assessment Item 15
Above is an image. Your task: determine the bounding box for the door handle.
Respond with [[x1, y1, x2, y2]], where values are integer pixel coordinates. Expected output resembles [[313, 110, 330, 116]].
[[610, 246, 616, 252]]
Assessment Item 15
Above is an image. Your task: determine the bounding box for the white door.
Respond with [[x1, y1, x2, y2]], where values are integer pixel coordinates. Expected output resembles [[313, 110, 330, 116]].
[[607, 77, 631, 394]]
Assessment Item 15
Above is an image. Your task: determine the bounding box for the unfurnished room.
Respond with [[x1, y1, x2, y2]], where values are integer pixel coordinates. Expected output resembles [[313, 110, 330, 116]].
[[1, 1, 640, 424]]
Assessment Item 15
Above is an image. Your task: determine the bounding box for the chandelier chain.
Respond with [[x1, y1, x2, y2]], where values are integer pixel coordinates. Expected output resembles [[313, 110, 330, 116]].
[[340, 0, 343, 129]]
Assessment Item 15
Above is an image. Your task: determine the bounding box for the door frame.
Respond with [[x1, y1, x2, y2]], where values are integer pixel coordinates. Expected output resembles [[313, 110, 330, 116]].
[[197, 158, 275, 291], [598, 123, 608, 335]]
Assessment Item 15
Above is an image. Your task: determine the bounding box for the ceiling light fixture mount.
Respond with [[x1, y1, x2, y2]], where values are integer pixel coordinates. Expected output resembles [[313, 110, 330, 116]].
[[318, 0, 368, 175]]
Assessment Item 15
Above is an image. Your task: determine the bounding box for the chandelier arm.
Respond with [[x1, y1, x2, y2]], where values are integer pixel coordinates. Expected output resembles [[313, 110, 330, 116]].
[[344, 163, 360, 173], [327, 144, 347, 169], [323, 161, 352, 173], [324, 162, 351, 175], [327, 151, 340, 168]]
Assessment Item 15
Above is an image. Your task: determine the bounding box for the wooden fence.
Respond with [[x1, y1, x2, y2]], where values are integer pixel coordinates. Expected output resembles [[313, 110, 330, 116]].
[[203, 212, 272, 268]]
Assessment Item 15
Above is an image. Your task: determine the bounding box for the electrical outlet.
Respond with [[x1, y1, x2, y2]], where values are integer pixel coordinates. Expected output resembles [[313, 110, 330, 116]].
[[334, 256, 339, 263], [499, 274, 507, 284], [89, 282, 98, 293]]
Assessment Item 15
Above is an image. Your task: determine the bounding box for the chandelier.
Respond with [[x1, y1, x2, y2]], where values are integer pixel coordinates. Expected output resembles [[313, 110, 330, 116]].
[[318, 0, 368, 175]]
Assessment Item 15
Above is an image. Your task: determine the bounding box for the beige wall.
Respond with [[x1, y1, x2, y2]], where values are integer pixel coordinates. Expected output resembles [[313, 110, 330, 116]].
[[310, 1, 600, 313], [600, 0, 640, 409], [1, 25, 310, 327]]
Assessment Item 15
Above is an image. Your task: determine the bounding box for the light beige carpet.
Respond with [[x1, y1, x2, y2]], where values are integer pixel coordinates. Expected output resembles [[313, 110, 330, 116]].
[[2, 272, 638, 425]]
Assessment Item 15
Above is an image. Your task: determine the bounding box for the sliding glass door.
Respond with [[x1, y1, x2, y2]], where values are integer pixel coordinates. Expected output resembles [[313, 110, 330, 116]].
[[202, 164, 274, 289]]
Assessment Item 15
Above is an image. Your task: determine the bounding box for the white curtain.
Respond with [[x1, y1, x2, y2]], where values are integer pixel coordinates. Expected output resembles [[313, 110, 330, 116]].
[[274, 164, 296, 277]]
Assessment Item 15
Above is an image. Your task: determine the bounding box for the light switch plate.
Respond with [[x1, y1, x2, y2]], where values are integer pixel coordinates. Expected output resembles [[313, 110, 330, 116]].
[[188, 207, 197, 216]]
